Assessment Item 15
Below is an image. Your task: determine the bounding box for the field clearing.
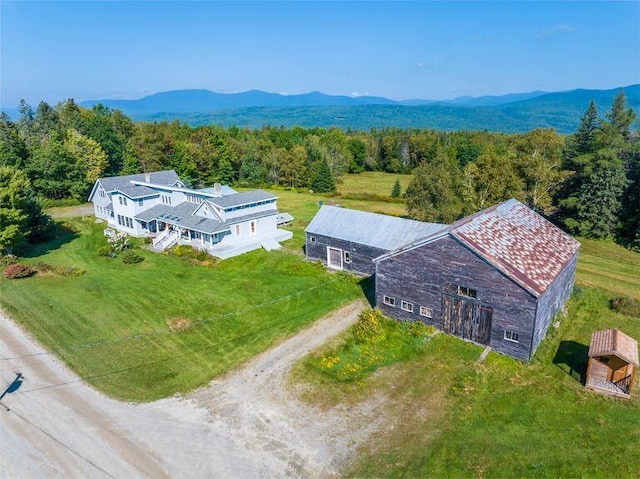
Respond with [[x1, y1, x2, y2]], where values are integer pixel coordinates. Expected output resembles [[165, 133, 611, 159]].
[[337, 171, 413, 197]]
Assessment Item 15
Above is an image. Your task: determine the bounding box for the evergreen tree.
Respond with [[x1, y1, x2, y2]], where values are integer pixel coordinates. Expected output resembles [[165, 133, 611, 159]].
[[311, 159, 336, 193], [572, 100, 600, 156], [575, 149, 628, 238], [391, 178, 402, 198], [605, 90, 636, 142]]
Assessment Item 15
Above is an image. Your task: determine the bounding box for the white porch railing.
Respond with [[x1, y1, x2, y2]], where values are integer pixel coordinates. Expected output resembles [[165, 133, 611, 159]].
[[153, 230, 180, 250]]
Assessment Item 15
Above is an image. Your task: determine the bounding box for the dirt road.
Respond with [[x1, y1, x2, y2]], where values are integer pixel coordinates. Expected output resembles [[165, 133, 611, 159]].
[[0, 300, 376, 478]]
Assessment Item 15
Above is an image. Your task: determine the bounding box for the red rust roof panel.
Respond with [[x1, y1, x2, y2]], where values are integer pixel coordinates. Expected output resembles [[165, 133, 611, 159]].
[[451, 199, 580, 297]]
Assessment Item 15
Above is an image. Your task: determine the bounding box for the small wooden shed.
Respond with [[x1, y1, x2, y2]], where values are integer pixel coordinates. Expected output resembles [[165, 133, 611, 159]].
[[586, 329, 638, 398]]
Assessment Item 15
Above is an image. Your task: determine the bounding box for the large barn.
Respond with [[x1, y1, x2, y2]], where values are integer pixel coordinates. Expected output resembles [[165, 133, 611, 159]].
[[374, 199, 580, 361], [305, 205, 446, 275]]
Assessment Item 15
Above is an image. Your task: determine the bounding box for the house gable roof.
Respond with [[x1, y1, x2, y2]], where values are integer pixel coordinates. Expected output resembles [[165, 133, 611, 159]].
[[375, 199, 580, 298], [305, 205, 447, 252], [207, 189, 277, 209], [89, 170, 181, 201], [589, 329, 639, 366]]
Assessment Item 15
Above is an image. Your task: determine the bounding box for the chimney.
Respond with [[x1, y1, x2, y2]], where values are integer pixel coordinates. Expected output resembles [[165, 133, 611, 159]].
[[145, 172, 150, 183], [213, 183, 222, 196]]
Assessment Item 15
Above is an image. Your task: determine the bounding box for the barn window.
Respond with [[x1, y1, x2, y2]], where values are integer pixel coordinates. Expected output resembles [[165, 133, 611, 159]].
[[420, 306, 433, 318], [458, 285, 477, 299], [504, 330, 519, 343], [383, 296, 395, 306], [401, 301, 413, 312], [309, 236, 316, 243], [344, 251, 351, 263]]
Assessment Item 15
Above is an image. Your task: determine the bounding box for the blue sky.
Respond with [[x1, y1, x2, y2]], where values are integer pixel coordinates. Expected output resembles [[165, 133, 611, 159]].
[[1, 1, 638, 107]]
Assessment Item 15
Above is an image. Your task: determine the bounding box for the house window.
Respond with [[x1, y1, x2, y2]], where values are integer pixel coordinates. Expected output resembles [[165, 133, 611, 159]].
[[235, 224, 241, 237], [118, 196, 123, 205], [458, 285, 477, 299], [401, 301, 413, 312], [137, 199, 144, 207], [420, 306, 433, 318], [123, 197, 128, 206], [309, 236, 316, 243], [117, 215, 123, 226], [383, 296, 395, 306], [250, 221, 256, 235], [344, 251, 351, 263], [99, 189, 106, 197], [504, 330, 519, 343]]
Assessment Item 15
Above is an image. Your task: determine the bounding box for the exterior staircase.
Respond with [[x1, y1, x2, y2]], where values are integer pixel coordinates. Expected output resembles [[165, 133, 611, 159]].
[[152, 230, 180, 251]]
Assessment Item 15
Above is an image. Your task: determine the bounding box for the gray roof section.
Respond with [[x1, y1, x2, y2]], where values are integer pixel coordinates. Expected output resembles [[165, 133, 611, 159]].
[[225, 209, 278, 225], [136, 202, 228, 234], [305, 205, 448, 251], [198, 185, 238, 196], [115, 185, 160, 199], [99, 170, 181, 192], [208, 189, 277, 209]]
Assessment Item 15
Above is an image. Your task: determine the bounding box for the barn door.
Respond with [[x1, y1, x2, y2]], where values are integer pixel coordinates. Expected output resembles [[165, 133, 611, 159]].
[[327, 247, 343, 270], [441, 294, 492, 345]]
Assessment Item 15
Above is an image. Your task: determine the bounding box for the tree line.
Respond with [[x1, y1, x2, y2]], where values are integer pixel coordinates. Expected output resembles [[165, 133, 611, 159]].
[[0, 90, 637, 253]]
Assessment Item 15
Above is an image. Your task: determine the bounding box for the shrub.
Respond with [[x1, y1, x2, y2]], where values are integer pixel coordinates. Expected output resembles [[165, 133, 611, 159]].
[[3, 263, 36, 279], [0, 254, 18, 267], [97, 246, 113, 257], [352, 309, 386, 344], [121, 249, 144, 264], [610, 296, 640, 318]]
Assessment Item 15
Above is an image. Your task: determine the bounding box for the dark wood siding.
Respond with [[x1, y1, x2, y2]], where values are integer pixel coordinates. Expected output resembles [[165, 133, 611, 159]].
[[531, 252, 578, 358], [305, 232, 388, 276], [375, 234, 537, 361]]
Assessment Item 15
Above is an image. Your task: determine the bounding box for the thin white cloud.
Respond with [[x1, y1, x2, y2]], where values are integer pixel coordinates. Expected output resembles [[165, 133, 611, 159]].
[[416, 61, 425, 68], [536, 24, 576, 40], [351, 91, 371, 97]]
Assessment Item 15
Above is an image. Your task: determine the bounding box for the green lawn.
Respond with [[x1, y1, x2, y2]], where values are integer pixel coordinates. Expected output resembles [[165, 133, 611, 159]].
[[1, 219, 362, 401], [292, 237, 640, 478]]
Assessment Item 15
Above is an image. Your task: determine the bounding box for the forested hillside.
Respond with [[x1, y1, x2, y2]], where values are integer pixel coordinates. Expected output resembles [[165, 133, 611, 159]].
[[0, 91, 638, 253]]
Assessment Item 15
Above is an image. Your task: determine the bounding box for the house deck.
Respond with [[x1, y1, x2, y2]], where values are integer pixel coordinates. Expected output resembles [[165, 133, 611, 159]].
[[180, 229, 293, 259]]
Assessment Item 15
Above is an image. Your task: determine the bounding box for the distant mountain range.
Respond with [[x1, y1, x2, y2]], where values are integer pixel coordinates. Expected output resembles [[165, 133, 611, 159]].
[[4, 85, 639, 133]]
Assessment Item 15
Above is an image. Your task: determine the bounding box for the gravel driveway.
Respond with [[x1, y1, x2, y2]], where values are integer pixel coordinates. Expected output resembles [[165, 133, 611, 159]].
[[1, 300, 379, 478]]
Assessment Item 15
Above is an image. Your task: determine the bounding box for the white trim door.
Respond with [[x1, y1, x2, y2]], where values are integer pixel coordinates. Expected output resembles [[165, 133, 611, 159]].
[[327, 247, 343, 270]]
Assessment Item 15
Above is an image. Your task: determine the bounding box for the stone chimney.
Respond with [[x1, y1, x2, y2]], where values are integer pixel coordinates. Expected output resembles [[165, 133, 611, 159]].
[[213, 183, 222, 196]]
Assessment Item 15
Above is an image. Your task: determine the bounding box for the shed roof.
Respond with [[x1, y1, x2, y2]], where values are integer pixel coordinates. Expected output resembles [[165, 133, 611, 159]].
[[305, 205, 447, 251], [589, 329, 639, 366], [375, 199, 580, 297]]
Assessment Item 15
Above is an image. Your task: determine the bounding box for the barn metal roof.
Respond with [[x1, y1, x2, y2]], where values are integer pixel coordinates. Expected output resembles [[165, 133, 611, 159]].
[[589, 329, 639, 366], [375, 199, 580, 297], [305, 205, 447, 251]]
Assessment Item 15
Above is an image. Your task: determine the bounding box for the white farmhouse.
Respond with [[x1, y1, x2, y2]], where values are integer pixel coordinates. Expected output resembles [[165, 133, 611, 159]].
[[88, 170, 293, 259]]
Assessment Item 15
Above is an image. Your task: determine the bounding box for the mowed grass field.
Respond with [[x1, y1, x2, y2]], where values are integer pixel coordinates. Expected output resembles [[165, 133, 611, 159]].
[[292, 228, 640, 477], [0, 217, 362, 401]]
